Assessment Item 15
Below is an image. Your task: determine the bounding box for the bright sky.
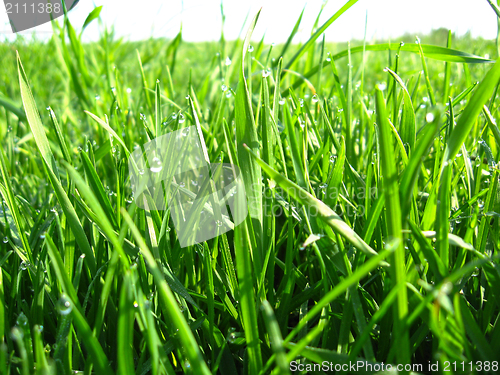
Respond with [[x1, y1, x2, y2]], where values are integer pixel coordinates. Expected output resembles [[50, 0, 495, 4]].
[[1, 0, 498, 43]]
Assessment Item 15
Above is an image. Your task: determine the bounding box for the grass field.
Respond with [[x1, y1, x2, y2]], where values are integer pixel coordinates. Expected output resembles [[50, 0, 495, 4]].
[[1, 1, 500, 374]]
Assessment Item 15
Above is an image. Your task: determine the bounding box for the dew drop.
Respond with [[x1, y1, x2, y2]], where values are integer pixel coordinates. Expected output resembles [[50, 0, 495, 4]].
[[247, 45, 254, 52], [312, 94, 319, 103], [2, 237, 8, 244], [58, 294, 72, 315], [225, 57, 232, 66], [150, 157, 163, 173]]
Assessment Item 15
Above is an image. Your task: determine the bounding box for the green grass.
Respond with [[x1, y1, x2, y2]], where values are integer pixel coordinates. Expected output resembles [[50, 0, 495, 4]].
[[0, 2, 500, 374]]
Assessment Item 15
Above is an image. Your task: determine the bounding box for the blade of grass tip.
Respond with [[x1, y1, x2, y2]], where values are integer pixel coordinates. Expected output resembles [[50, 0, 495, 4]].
[[244, 144, 389, 264], [261, 301, 289, 374], [236, 10, 263, 235], [47, 107, 72, 165], [386, 68, 416, 151], [375, 87, 410, 365], [346, 42, 354, 163], [443, 31, 453, 102], [443, 59, 500, 163], [278, 7, 305, 67], [272, 57, 283, 121], [120, 208, 211, 375], [17, 52, 59, 178], [155, 79, 161, 138], [399, 114, 439, 219], [17, 52, 96, 275], [483, 105, 500, 147], [85, 111, 130, 156], [416, 36, 436, 106], [283, 0, 359, 75], [80, 5, 103, 38], [136, 50, 153, 112]]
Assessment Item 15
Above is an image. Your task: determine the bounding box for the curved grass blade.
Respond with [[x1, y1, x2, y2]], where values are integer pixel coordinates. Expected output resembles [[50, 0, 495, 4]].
[[385, 68, 416, 150], [17, 52, 96, 275], [283, 44, 492, 95], [283, 0, 359, 73], [443, 59, 500, 163], [244, 145, 388, 263]]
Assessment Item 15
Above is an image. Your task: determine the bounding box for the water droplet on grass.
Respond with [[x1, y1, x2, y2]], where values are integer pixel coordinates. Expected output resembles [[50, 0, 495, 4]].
[[150, 157, 163, 173], [58, 295, 72, 315], [247, 45, 254, 52]]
